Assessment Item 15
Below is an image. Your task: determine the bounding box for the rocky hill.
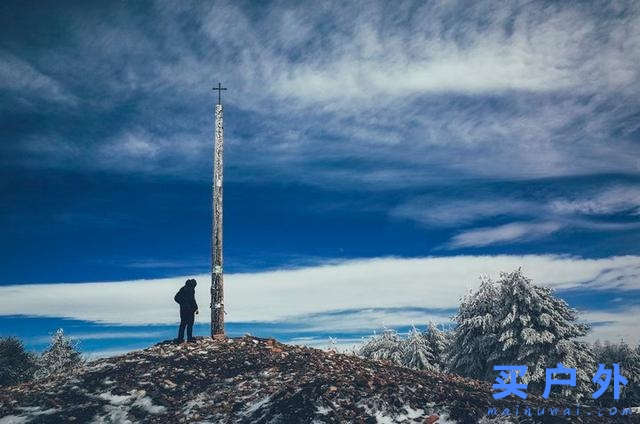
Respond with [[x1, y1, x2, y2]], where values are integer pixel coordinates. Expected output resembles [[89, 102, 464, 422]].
[[0, 336, 635, 423]]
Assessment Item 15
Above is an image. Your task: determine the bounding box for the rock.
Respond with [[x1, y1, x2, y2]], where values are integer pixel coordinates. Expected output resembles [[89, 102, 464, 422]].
[[425, 414, 439, 424]]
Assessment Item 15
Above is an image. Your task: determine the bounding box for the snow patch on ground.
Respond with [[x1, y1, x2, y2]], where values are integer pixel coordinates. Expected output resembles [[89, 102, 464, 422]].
[[132, 396, 167, 414], [373, 410, 397, 423], [316, 404, 332, 415], [17, 407, 57, 415], [355, 400, 431, 424], [86, 363, 114, 372], [89, 389, 165, 422], [0, 416, 29, 424], [90, 405, 132, 424], [434, 411, 460, 424], [0, 406, 59, 424], [242, 394, 272, 417], [183, 393, 208, 418], [98, 391, 131, 405], [402, 405, 425, 419]]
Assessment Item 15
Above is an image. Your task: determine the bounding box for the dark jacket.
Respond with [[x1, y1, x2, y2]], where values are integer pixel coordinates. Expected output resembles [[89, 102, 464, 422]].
[[174, 280, 198, 312]]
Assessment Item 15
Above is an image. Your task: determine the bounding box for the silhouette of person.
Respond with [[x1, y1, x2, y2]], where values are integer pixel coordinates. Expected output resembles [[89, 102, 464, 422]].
[[174, 278, 199, 342]]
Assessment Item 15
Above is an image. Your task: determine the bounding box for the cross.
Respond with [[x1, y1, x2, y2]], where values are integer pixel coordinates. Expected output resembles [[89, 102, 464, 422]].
[[212, 82, 227, 105]]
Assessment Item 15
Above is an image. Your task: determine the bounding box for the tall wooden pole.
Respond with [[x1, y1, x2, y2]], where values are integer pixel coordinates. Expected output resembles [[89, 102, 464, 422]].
[[211, 87, 225, 338]]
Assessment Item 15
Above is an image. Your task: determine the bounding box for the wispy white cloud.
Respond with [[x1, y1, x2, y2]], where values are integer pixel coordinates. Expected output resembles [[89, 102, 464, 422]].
[[549, 185, 640, 215], [446, 221, 562, 248], [123, 259, 208, 269], [0, 51, 77, 105], [396, 185, 640, 226], [392, 184, 640, 247], [582, 306, 640, 344], [391, 198, 533, 227], [28, 331, 168, 345], [270, 15, 602, 103], [284, 308, 453, 335], [192, 1, 640, 107], [15, 128, 211, 179]]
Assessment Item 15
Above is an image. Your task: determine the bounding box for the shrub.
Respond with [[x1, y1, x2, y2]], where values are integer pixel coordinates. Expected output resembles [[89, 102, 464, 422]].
[[0, 337, 38, 386]]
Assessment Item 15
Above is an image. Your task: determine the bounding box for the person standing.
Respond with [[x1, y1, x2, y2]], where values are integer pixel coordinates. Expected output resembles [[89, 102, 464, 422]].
[[174, 278, 199, 343]]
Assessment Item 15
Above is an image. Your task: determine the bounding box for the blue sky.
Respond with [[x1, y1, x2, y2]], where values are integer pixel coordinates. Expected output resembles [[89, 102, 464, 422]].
[[1, 0, 639, 356]]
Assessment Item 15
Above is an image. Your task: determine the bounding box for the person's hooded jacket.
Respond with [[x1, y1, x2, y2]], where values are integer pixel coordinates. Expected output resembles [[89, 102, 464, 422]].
[[174, 279, 198, 312]]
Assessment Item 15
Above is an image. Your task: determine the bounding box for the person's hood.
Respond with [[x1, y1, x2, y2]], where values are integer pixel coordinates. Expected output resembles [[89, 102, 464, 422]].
[[185, 279, 197, 288]]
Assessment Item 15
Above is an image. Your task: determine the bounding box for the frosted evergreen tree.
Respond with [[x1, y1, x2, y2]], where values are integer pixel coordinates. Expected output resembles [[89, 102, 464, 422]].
[[450, 269, 595, 398], [327, 337, 339, 353], [357, 329, 404, 365], [496, 269, 594, 397], [449, 276, 500, 380], [424, 322, 448, 371], [35, 329, 83, 380], [401, 326, 436, 371]]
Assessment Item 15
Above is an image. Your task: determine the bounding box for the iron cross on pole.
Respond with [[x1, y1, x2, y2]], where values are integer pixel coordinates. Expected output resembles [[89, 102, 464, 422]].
[[212, 82, 227, 105]]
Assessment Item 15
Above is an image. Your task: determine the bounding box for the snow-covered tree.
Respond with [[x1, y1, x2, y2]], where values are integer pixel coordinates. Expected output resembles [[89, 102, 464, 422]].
[[357, 329, 404, 365], [0, 337, 38, 386], [402, 326, 436, 371], [423, 322, 448, 371], [448, 276, 501, 380], [327, 337, 339, 353], [35, 329, 83, 380], [449, 269, 595, 398]]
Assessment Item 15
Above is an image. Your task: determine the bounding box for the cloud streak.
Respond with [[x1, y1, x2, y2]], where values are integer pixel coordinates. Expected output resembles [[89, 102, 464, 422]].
[[582, 306, 640, 344], [392, 184, 640, 247], [0, 255, 638, 343], [550, 185, 640, 216], [447, 222, 562, 248], [0, 51, 77, 106]]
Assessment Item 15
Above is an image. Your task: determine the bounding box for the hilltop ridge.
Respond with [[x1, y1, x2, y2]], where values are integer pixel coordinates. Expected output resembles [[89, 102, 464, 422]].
[[0, 336, 630, 423]]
